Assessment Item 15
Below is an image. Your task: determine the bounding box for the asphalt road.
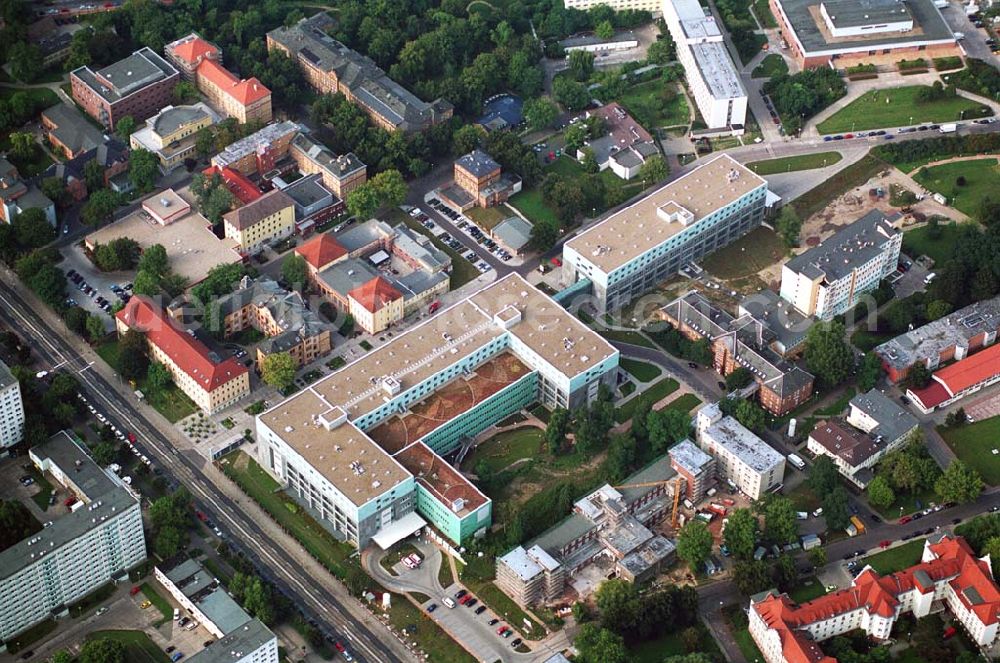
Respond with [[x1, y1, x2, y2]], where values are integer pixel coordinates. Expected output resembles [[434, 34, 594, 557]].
[[0, 275, 408, 663]]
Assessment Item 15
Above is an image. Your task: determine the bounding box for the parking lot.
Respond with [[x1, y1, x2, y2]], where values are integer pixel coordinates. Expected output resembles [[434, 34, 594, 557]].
[[60, 244, 135, 330], [416, 197, 520, 266]]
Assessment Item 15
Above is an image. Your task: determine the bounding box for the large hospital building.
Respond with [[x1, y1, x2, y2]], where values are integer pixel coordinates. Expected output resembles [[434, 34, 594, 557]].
[[256, 274, 619, 549], [562, 155, 769, 312]]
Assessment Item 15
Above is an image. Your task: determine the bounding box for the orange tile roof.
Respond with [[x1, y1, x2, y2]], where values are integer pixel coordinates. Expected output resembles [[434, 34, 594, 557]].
[[169, 35, 220, 65], [348, 276, 402, 313], [296, 233, 347, 269], [933, 342, 1000, 398], [116, 297, 248, 392], [752, 534, 1000, 662], [196, 59, 270, 106], [910, 379, 950, 410]]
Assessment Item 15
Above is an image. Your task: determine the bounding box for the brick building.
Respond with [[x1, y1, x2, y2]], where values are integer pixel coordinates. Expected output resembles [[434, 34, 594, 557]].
[[440, 149, 521, 211], [71, 47, 180, 129], [211, 121, 298, 176], [659, 292, 814, 416]]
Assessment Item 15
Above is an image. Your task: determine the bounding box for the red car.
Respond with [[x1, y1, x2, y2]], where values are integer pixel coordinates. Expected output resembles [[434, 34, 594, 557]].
[[130, 586, 141, 596], [195, 510, 208, 522], [64, 496, 77, 507], [943, 626, 957, 640], [899, 515, 912, 524], [550, 257, 562, 267], [879, 540, 892, 549], [334, 642, 346, 653], [127, 432, 137, 443]]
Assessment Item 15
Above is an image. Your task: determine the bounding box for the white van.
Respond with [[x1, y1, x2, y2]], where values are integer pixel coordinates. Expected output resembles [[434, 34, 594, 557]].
[[442, 597, 456, 608], [924, 272, 937, 285], [787, 453, 806, 470], [173, 608, 180, 621]]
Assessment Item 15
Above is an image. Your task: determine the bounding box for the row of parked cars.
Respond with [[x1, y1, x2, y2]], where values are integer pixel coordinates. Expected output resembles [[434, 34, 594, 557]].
[[66, 268, 132, 314], [427, 589, 523, 649], [425, 199, 514, 262]]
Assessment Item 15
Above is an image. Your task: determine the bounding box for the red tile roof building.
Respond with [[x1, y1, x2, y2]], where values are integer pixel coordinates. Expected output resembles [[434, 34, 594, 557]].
[[116, 297, 250, 414], [908, 342, 1000, 413], [750, 534, 1000, 663], [295, 233, 347, 272], [202, 165, 262, 206], [166, 33, 272, 125]]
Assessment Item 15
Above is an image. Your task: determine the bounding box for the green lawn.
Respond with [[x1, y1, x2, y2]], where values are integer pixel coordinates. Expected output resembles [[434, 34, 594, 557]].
[[95, 339, 197, 422], [87, 630, 171, 663], [385, 594, 476, 663], [723, 608, 765, 663], [620, 357, 662, 382], [219, 451, 354, 578], [465, 205, 510, 230], [902, 222, 968, 264], [629, 625, 722, 663], [26, 464, 54, 511], [618, 79, 690, 129], [141, 582, 173, 625], [464, 427, 543, 474], [862, 539, 925, 574], [939, 416, 1000, 484], [5, 618, 57, 653], [387, 210, 480, 288], [814, 387, 857, 416], [788, 576, 829, 603], [753, 0, 779, 27], [701, 227, 787, 280], [508, 188, 560, 228], [0, 87, 60, 107], [817, 86, 990, 134], [870, 484, 937, 520], [913, 159, 1000, 216], [752, 53, 788, 79], [460, 579, 544, 640], [791, 154, 888, 220], [615, 377, 680, 423], [851, 329, 894, 352], [746, 151, 842, 175], [661, 392, 702, 414]]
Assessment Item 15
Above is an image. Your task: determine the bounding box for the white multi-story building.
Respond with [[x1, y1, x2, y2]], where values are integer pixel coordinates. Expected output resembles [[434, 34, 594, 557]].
[[187, 619, 278, 663], [564, 0, 661, 10], [562, 155, 768, 311], [779, 211, 901, 320], [662, 0, 747, 129], [750, 533, 1000, 663], [156, 558, 279, 663], [0, 431, 146, 643], [256, 273, 619, 549], [694, 402, 785, 500], [0, 359, 24, 448]]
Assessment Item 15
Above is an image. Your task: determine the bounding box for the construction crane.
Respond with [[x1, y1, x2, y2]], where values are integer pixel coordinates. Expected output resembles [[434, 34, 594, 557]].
[[613, 476, 686, 529]]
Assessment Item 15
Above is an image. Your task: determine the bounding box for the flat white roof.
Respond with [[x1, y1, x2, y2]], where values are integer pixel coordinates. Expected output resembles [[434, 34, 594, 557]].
[[706, 416, 784, 472], [371, 511, 427, 550]]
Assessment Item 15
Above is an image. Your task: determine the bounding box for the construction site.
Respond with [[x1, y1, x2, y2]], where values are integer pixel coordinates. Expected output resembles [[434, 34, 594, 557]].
[[495, 439, 748, 607]]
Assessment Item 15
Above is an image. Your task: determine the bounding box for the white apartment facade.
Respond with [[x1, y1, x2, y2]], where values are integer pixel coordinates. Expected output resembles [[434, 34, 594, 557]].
[[695, 402, 785, 500], [562, 155, 767, 311], [564, 0, 661, 9], [0, 359, 24, 448], [779, 211, 901, 320], [0, 432, 145, 642], [662, 0, 747, 128]]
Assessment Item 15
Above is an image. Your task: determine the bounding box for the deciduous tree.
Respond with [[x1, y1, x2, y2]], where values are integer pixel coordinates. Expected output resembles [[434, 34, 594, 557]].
[[723, 507, 759, 560], [935, 460, 984, 504], [261, 352, 296, 391], [677, 520, 713, 571], [804, 321, 853, 387]]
